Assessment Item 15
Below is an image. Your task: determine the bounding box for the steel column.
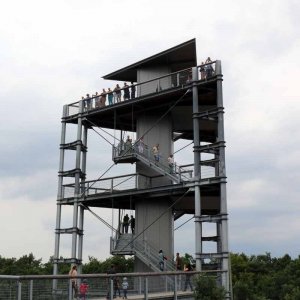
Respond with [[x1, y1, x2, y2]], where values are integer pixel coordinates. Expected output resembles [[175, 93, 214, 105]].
[[216, 60, 230, 297], [53, 105, 67, 285], [192, 67, 202, 272]]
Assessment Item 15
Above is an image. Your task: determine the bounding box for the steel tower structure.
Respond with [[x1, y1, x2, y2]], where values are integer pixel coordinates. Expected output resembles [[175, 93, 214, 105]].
[[53, 39, 231, 298]]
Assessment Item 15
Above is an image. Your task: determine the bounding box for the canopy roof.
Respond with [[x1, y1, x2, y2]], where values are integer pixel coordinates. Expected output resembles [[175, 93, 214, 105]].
[[102, 38, 197, 82]]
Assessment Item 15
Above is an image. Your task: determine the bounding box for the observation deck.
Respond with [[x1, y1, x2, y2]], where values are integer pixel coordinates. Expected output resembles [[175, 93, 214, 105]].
[[63, 61, 220, 143]]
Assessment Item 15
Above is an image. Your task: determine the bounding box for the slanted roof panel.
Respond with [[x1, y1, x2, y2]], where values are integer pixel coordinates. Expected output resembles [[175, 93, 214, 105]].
[[103, 39, 197, 82]]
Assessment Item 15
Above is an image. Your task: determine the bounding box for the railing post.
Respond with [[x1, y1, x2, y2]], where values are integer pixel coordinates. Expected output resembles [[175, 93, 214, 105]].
[[68, 279, 72, 300], [144, 277, 148, 300], [174, 275, 178, 300], [110, 278, 114, 300], [17, 280, 22, 300], [111, 179, 113, 193], [138, 276, 142, 294], [29, 280, 33, 300]]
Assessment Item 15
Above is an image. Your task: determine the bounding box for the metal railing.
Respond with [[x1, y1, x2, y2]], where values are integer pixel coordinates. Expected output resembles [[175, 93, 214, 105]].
[[62, 173, 140, 199], [64, 61, 217, 117], [0, 270, 223, 300]]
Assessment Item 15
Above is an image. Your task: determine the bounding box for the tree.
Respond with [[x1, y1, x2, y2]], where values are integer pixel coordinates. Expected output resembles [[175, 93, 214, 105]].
[[194, 275, 226, 300]]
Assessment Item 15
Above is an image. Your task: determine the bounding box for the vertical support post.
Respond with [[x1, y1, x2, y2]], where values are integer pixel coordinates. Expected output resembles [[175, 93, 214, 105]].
[[215, 60, 231, 297], [78, 125, 88, 275], [192, 67, 202, 272], [17, 280, 22, 300], [72, 100, 84, 263], [53, 105, 68, 289]]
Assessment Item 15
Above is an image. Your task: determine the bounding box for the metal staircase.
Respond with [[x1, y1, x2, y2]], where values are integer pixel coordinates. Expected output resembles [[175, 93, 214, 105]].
[[134, 239, 175, 272], [110, 233, 135, 255], [113, 143, 192, 183]]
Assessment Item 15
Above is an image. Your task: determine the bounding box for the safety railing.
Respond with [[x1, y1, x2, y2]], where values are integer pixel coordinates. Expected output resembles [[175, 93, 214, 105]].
[[62, 173, 140, 199], [61, 159, 218, 200], [64, 61, 217, 117], [0, 270, 225, 300]]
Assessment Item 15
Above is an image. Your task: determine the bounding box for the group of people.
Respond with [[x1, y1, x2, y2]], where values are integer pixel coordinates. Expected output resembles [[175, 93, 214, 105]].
[[82, 57, 214, 111], [107, 264, 129, 299], [122, 214, 135, 234], [83, 82, 136, 111], [157, 251, 193, 291], [69, 264, 129, 299], [69, 265, 89, 299], [199, 57, 214, 80], [69, 251, 193, 299]]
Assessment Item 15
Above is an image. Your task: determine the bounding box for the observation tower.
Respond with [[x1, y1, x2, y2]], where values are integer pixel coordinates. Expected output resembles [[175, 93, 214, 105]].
[[53, 39, 231, 297]]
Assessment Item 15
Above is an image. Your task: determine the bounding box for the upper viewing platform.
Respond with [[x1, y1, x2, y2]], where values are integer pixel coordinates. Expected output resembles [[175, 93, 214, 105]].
[[63, 39, 223, 133]]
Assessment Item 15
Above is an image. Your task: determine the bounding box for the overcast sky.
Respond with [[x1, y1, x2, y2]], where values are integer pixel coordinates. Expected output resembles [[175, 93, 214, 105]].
[[0, 0, 300, 264]]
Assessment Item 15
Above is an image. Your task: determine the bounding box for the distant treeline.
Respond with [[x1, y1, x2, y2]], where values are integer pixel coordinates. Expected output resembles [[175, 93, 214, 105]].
[[1, 252, 300, 299]]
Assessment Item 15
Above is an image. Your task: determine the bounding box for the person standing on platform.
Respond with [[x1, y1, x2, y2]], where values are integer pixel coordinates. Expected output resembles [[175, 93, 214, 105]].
[[123, 214, 129, 233], [138, 136, 144, 153], [107, 88, 113, 105], [205, 57, 214, 78], [152, 144, 159, 162], [129, 215, 135, 234], [114, 84, 121, 102], [94, 92, 100, 108], [100, 88, 107, 107], [85, 93, 92, 110], [123, 82, 130, 100], [168, 154, 174, 173], [175, 252, 183, 271]]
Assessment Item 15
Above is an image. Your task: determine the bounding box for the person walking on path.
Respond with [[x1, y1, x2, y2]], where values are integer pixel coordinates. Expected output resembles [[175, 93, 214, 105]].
[[79, 279, 89, 300], [122, 277, 129, 299], [183, 263, 194, 291]]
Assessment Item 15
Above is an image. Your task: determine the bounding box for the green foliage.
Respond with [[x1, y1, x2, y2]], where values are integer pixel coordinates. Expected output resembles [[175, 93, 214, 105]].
[[0, 253, 134, 276], [231, 252, 300, 300], [0, 253, 44, 275], [194, 275, 226, 300], [2, 251, 300, 300], [82, 255, 134, 274]]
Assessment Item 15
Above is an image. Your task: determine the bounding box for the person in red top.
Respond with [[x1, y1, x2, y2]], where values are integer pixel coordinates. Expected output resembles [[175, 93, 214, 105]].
[[79, 279, 89, 300]]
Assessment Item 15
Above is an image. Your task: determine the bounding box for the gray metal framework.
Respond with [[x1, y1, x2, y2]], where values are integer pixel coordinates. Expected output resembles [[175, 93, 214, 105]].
[[53, 40, 231, 299]]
